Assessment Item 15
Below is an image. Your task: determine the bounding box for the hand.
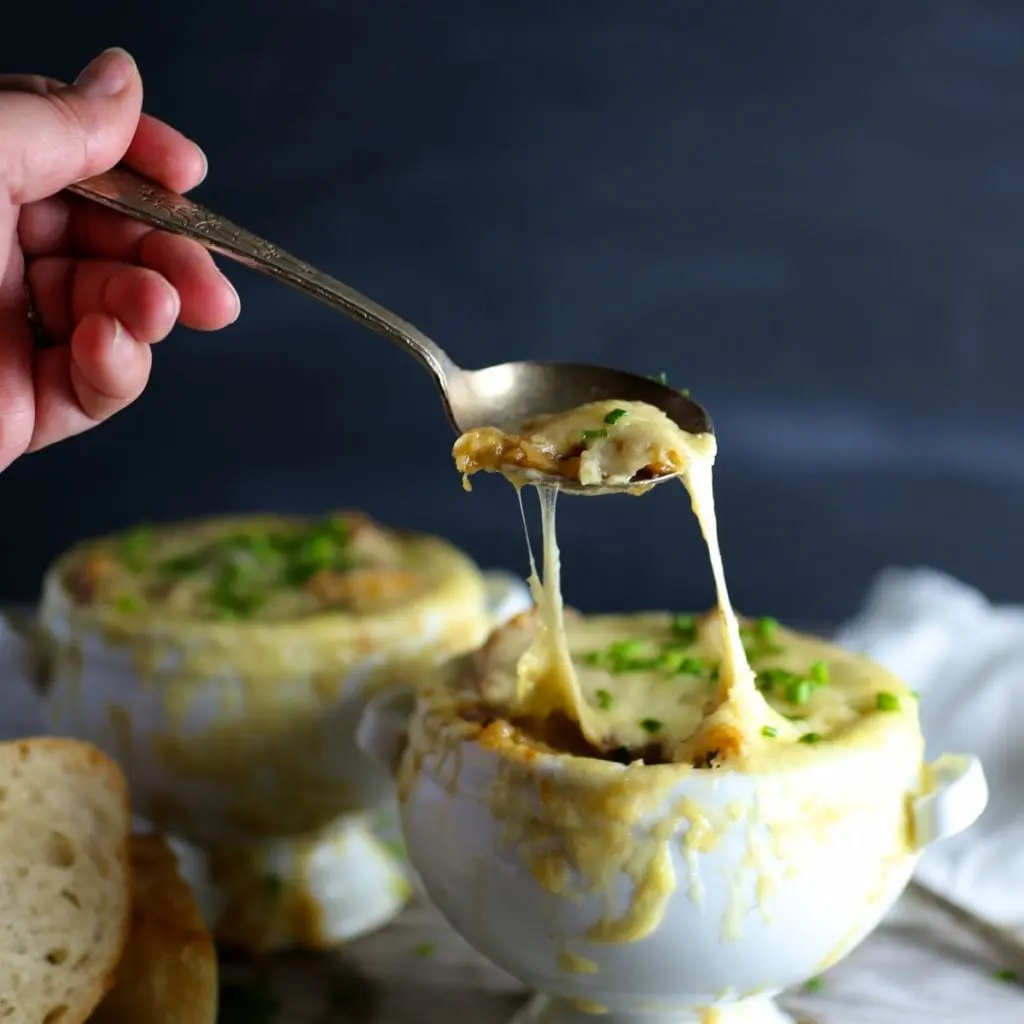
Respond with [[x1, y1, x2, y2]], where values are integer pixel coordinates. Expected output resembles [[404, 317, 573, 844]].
[[0, 47, 240, 472]]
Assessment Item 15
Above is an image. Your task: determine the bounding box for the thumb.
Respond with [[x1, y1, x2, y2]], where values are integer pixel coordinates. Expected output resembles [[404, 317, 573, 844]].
[[0, 48, 143, 206]]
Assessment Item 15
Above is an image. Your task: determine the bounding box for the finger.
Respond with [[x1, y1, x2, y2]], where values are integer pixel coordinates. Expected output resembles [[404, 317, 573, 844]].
[[20, 195, 157, 263], [17, 197, 72, 258], [136, 231, 239, 330], [29, 247, 234, 336], [101, 263, 181, 342], [28, 257, 181, 345], [0, 71, 205, 192], [0, 205, 35, 470], [0, 48, 142, 205], [71, 314, 151, 417], [27, 314, 151, 451], [67, 205, 241, 328], [24, 256, 74, 343], [22, 207, 239, 330], [16, 124, 206, 259], [123, 115, 207, 194]]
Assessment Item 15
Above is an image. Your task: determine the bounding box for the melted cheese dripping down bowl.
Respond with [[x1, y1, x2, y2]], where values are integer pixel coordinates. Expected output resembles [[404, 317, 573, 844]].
[[32, 512, 531, 954], [358, 610, 989, 1024]]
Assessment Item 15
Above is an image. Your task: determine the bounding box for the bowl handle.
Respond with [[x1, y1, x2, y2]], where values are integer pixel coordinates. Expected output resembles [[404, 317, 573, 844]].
[[913, 753, 989, 849], [357, 687, 417, 778]]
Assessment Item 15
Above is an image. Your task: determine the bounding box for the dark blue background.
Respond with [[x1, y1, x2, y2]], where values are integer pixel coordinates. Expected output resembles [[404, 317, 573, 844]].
[[3, 1, 1023, 620]]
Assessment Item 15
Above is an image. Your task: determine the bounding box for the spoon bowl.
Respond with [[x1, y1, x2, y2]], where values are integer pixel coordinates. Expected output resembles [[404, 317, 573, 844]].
[[446, 360, 713, 495], [445, 360, 711, 433], [67, 168, 713, 494]]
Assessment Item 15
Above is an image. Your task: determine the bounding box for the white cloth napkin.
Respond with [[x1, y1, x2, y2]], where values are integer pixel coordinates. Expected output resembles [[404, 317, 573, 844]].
[[835, 566, 1024, 932]]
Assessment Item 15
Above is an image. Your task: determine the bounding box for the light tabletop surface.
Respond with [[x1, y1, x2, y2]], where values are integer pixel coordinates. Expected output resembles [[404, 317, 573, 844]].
[[216, 890, 1021, 1024]]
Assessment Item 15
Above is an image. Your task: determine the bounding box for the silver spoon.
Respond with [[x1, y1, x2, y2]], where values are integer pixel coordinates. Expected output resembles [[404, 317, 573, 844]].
[[66, 167, 713, 494]]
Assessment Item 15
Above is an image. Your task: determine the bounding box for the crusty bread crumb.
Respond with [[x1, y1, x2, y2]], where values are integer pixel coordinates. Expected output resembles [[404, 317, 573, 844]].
[[0, 738, 131, 1024], [91, 834, 217, 1024]]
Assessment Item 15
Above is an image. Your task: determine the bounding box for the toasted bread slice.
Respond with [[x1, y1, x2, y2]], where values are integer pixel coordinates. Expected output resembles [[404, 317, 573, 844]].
[[91, 834, 217, 1024], [0, 738, 131, 1024]]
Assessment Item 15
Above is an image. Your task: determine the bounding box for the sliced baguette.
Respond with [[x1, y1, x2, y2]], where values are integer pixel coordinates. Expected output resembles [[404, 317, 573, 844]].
[[0, 738, 131, 1024], [91, 834, 217, 1024]]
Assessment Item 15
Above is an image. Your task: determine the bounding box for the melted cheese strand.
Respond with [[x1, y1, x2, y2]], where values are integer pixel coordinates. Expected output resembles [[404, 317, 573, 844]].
[[455, 398, 795, 758], [680, 461, 795, 753], [515, 485, 540, 586], [684, 459, 755, 699], [515, 485, 606, 739]]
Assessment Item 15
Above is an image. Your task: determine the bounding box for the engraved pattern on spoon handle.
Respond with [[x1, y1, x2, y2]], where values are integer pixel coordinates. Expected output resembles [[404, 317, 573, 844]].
[[66, 167, 455, 379]]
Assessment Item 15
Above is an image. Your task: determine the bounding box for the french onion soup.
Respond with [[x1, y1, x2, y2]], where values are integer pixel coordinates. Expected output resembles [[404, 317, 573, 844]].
[[63, 512, 438, 622], [454, 398, 713, 491], [446, 396, 920, 772], [431, 607, 919, 772]]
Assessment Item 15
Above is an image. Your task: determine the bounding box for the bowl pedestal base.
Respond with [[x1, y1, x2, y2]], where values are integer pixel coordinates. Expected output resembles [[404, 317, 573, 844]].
[[165, 814, 410, 953], [510, 993, 795, 1024]]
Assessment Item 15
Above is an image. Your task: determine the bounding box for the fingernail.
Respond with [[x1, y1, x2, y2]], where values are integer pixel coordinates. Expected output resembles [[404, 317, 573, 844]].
[[222, 272, 241, 323], [168, 284, 182, 323], [74, 47, 135, 98], [110, 318, 133, 355], [194, 145, 209, 185]]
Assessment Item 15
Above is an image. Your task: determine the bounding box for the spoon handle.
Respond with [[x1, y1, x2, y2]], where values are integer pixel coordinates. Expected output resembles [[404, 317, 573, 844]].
[[66, 166, 455, 381]]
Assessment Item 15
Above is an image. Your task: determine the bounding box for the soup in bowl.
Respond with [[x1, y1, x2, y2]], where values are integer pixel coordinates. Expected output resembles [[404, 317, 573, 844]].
[[359, 608, 988, 1024], [31, 512, 530, 953]]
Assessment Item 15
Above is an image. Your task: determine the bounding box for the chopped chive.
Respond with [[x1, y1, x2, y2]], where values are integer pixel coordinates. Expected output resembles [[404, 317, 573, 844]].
[[761, 725, 778, 738], [120, 525, 153, 572], [799, 732, 823, 744], [672, 656, 706, 677], [649, 372, 669, 385], [809, 660, 830, 684], [786, 679, 813, 705], [679, 387, 691, 397], [910, 689, 921, 701], [414, 942, 436, 958], [604, 408, 628, 425], [757, 667, 797, 691], [640, 718, 663, 734], [994, 968, 1018, 983], [595, 688, 614, 710], [158, 552, 206, 577], [876, 692, 900, 712], [581, 428, 608, 441], [114, 593, 141, 614], [609, 639, 645, 660], [605, 638, 661, 673], [804, 976, 824, 992], [740, 618, 783, 661], [671, 613, 697, 644]]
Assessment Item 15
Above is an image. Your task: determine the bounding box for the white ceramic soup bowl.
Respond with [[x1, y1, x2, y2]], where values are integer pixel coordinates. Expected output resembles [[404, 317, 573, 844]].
[[24, 518, 530, 954], [358, 682, 988, 1024]]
